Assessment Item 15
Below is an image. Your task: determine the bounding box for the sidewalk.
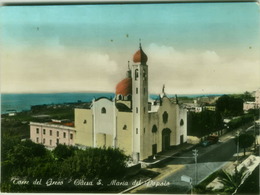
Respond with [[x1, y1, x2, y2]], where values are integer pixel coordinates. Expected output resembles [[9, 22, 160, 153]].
[[220, 123, 253, 142], [141, 142, 196, 168]]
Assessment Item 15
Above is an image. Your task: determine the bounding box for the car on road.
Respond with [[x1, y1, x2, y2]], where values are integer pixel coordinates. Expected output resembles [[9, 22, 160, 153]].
[[201, 140, 212, 147], [201, 135, 219, 147]]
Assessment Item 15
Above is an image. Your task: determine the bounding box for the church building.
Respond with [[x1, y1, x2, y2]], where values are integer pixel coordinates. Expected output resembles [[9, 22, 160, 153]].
[[74, 44, 187, 163]]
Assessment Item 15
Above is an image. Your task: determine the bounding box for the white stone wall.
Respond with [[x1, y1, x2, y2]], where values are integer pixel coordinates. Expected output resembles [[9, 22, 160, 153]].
[[176, 105, 188, 145], [243, 102, 257, 111], [92, 98, 116, 147]]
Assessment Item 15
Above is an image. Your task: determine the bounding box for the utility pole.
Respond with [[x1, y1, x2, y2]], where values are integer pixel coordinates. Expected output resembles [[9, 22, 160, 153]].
[[192, 149, 198, 185], [254, 116, 257, 149], [236, 131, 240, 162]]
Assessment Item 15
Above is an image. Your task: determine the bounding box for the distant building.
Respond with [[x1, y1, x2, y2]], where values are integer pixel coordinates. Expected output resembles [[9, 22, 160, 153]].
[[183, 100, 202, 113], [243, 101, 257, 111], [30, 119, 76, 148], [204, 106, 216, 112], [243, 88, 260, 111], [6, 109, 17, 116]]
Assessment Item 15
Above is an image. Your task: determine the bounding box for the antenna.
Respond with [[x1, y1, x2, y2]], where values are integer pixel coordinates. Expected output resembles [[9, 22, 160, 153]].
[[175, 94, 179, 104], [162, 84, 165, 94]]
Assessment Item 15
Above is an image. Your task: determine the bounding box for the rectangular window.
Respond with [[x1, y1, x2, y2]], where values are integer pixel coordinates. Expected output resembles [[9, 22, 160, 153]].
[[43, 129, 46, 135], [136, 107, 138, 113], [70, 134, 73, 140], [36, 128, 39, 134], [57, 131, 59, 137], [50, 130, 52, 136], [50, 140, 52, 146], [63, 132, 66, 138], [43, 138, 45, 144], [56, 139, 59, 145], [36, 137, 39, 143], [135, 69, 139, 80], [136, 128, 138, 134], [136, 87, 138, 94]]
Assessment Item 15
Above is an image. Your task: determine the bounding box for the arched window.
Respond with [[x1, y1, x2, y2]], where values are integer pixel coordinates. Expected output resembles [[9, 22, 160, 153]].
[[101, 107, 106, 114], [152, 125, 157, 133], [143, 70, 146, 80], [180, 119, 184, 126], [127, 95, 132, 101], [135, 69, 139, 80], [118, 94, 123, 100], [163, 111, 168, 124]]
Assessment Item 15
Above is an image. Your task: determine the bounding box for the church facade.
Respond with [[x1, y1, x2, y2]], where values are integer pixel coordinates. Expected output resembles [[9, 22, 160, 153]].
[[74, 44, 187, 163]]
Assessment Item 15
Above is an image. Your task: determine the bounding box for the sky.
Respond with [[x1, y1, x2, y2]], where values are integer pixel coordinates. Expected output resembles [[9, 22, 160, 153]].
[[1, 2, 260, 95]]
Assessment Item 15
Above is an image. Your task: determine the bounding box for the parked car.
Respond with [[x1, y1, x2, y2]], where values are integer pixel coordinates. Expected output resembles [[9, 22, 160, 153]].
[[208, 135, 219, 143], [201, 140, 212, 147], [201, 135, 219, 147]]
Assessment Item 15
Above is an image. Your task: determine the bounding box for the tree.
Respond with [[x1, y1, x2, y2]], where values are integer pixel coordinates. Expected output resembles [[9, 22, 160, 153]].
[[187, 110, 223, 137], [219, 166, 248, 193], [1, 138, 55, 192], [216, 95, 231, 114], [238, 134, 255, 156], [59, 147, 129, 180], [52, 144, 76, 161], [216, 95, 243, 117], [241, 91, 254, 102]]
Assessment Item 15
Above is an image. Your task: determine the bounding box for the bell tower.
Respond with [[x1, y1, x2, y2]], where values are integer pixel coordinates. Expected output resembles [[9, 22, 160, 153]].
[[131, 43, 149, 163]]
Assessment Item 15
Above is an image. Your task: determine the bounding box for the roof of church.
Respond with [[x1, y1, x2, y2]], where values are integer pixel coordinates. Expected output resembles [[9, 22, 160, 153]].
[[115, 103, 132, 112], [133, 44, 148, 64], [94, 96, 113, 102], [115, 77, 132, 96]]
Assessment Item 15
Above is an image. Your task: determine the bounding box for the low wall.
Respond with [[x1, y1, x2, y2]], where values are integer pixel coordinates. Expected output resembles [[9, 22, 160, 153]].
[[126, 163, 141, 176], [187, 136, 200, 144]]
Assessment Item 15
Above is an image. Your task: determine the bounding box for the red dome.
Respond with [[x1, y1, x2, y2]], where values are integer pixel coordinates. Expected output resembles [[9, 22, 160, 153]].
[[116, 78, 132, 96], [133, 48, 148, 64]]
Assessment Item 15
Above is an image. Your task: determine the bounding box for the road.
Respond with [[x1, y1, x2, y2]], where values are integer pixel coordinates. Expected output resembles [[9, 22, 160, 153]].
[[131, 126, 254, 194]]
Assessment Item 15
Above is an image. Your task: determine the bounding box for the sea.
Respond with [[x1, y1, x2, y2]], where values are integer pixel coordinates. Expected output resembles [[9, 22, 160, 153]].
[[0, 92, 222, 114]]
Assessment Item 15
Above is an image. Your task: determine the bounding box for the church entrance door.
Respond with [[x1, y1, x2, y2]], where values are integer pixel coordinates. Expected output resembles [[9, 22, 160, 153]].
[[162, 128, 171, 151]]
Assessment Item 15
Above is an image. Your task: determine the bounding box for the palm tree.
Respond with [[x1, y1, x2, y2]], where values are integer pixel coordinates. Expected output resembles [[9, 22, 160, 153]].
[[218, 166, 248, 194]]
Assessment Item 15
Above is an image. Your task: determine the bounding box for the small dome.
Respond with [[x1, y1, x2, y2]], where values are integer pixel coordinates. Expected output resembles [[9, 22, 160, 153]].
[[115, 77, 132, 96], [133, 47, 148, 64]]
